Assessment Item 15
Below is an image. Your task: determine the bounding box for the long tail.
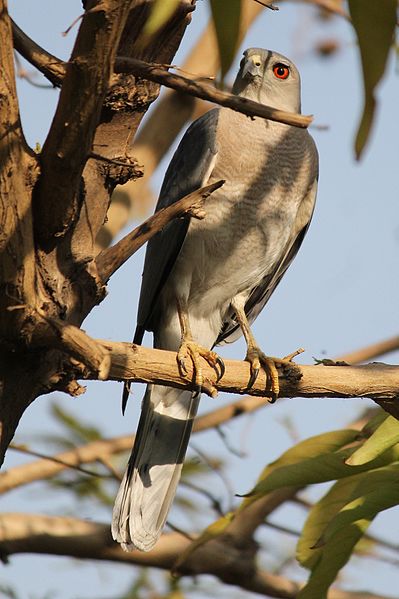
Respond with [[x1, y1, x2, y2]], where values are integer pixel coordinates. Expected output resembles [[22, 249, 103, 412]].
[[112, 385, 199, 552]]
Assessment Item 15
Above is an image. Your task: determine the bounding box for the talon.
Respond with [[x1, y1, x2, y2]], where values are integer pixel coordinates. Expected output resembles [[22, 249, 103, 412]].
[[248, 367, 260, 389], [193, 386, 202, 399], [216, 356, 225, 381], [178, 356, 188, 375]]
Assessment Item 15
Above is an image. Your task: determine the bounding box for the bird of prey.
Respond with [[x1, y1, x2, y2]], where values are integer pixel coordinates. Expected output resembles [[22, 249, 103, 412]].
[[112, 48, 319, 552]]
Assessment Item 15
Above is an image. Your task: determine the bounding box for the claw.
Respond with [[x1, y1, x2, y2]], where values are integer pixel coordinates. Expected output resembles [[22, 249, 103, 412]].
[[247, 366, 260, 389], [216, 356, 225, 381], [178, 356, 188, 375], [192, 385, 202, 399]]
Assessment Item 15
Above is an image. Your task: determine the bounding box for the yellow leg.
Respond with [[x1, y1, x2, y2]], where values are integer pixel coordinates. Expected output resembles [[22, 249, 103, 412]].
[[176, 297, 225, 397], [232, 297, 302, 402]]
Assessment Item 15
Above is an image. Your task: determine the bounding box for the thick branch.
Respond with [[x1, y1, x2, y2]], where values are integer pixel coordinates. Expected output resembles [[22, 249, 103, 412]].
[[96, 180, 223, 281], [93, 341, 399, 406], [35, 1, 136, 246], [0, 513, 389, 599], [114, 57, 313, 128]]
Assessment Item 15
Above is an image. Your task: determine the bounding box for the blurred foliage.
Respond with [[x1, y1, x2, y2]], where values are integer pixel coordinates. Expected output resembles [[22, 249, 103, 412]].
[[348, 0, 397, 158], [209, 0, 242, 80]]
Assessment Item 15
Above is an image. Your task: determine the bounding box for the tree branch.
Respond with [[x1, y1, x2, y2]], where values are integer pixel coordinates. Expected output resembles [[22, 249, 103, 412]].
[[10, 20, 312, 133], [98, 1, 265, 248], [92, 341, 399, 407], [96, 180, 224, 282], [114, 57, 313, 128], [0, 513, 389, 599], [11, 19, 66, 86], [34, 1, 137, 246], [0, 394, 269, 496], [338, 334, 399, 364]]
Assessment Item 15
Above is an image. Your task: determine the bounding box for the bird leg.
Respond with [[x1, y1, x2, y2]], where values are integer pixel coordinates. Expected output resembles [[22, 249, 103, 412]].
[[176, 297, 225, 397], [231, 297, 297, 403]]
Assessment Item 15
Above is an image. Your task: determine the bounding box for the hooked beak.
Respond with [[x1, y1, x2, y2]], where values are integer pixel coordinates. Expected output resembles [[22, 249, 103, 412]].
[[241, 54, 262, 80]]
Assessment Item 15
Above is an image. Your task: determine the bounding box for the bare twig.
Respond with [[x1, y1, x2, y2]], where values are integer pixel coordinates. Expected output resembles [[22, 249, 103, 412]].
[[0, 395, 272, 495], [252, 0, 279, 10], [9, 444, 103, 479], [114, 57, 313, 129], [96, 181, 224, 282], [338, 335, 399, 364]]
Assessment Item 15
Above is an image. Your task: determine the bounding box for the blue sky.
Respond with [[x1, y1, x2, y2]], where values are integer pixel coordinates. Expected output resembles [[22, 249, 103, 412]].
[[3, 1, 399, 598]]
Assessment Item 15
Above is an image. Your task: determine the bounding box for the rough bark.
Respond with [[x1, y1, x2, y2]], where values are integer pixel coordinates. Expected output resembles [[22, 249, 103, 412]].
[[0, 0, 196, 466]]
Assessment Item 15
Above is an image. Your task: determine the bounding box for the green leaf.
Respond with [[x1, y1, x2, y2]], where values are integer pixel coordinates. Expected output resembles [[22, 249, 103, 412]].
[[297, 474, 365, 569], [298, 521, 370, 599], [239, 429, 359, 508], [348, 0, 396, 158], [346, 415, 399, 466], [142, 0, 180, 40], [318, 464, 399, 545], [297, 464, 399, 598], [239, 428, 399, 509], [209, 0, 242, 80]]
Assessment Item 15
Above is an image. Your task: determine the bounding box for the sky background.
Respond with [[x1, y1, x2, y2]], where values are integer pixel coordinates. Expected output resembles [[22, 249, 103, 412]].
[[2, 1, 399, 598]]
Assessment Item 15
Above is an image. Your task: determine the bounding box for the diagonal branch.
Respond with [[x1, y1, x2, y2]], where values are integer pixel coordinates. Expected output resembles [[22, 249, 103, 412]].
[[11, 20, 312, 131], [11, 19, 66, 86], [114, 57, 313, 128], [98, 1, 265, 248], [0, 513, 389, 599], [0, 395, 266, 496], [96, 180, 224, 282]]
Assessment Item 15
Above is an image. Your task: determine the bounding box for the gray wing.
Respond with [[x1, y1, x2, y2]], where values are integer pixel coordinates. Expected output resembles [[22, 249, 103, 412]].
[[216, 180, 318, 346], [135, 108, 220, 339]]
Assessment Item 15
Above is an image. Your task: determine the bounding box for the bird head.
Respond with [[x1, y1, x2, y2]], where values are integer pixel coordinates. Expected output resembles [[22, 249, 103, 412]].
[[232, 48, 302, 114]]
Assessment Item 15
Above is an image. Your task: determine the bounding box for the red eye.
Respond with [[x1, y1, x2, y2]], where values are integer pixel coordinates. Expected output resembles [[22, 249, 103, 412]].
[[273, 64, 289, 80]]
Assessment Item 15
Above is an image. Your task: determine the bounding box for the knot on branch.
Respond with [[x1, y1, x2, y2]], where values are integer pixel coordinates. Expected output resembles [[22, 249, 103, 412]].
[[93, 153, 144, 186]]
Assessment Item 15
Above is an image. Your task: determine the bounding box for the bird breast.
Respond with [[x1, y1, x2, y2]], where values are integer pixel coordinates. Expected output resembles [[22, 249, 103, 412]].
[[165, 108, 317, 319]]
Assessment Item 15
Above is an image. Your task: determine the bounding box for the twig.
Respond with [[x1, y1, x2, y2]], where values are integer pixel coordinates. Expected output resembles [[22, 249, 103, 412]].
[[179, 480, 224, 516], [89, 152, 140, 169], [114, 57, 313, 129], [96, 180, 224, 282], [337, 335, 399, 364], [252, 0, 279, 10], [0, 396, 271, 495], [9, 444, 103, 479]]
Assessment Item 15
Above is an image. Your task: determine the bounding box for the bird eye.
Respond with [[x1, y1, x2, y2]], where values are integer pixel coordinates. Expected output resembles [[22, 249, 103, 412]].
[[273, 63, 290, 80]]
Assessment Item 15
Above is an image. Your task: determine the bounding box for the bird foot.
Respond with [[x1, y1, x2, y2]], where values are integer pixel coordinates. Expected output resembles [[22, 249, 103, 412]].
[[245, 347, 304, 403], [177, 340, 225, 397]]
